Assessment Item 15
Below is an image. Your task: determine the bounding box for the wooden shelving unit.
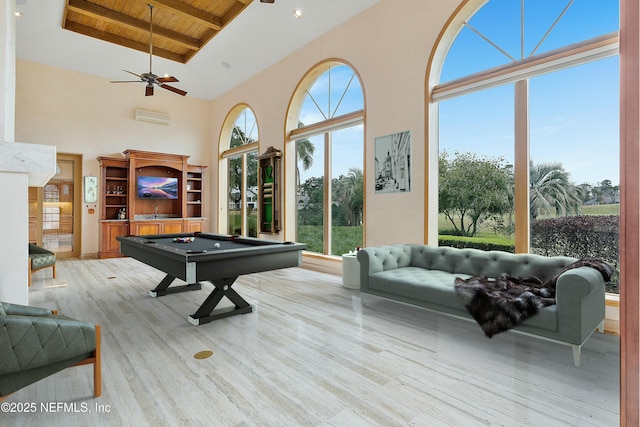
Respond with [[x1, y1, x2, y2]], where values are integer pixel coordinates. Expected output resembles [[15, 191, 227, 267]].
[[186, 165, 204, 219], [97, 157, 130, 258], [100, 158, 129, 220], [97, 150, 207, 258], [258, 147, 282, 234]]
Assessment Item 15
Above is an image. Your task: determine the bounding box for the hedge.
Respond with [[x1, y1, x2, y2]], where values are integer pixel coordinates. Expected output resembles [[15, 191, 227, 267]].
[[438, 235, 515, 252], [439, 215, 620, 293], [530, 215, 619, 293]]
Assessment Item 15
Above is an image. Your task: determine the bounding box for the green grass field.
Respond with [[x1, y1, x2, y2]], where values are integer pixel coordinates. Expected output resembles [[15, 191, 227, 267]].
[[581, 204, 620, 215]]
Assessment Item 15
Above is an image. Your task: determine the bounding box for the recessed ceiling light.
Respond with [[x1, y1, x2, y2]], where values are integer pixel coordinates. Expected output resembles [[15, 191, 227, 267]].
[[293, 9, 303, 19], [15, 12, 23, 18]]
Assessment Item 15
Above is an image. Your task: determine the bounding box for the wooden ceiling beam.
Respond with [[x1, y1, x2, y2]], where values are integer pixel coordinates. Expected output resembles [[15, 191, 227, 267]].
[[148, 0, 224, 30], [64, 21, 187, 64], [66, 0, 201, 51], [222, 2, 248, 26]]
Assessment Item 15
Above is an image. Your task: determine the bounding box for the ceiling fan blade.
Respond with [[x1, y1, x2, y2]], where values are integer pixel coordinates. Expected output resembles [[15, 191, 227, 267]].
[[157, 76, 179, 83], [123, 69, 142, 79], [160, 84, 187, 96], [145, 85, 154, 96]]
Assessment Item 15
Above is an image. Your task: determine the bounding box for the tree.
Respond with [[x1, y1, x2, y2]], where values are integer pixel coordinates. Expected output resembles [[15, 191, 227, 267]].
[[227, 126, 257, 209], [529, 161, 582, 220], [295, 122, 315, 194], [439, 151, 512, 237], [332, 168, 363, 226], [298, 176, 324, 226], [577, 183, 593, 204]]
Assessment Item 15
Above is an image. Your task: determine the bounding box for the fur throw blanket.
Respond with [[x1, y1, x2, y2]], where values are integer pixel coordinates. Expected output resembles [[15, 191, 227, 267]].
[[454, 258, 614, 338]]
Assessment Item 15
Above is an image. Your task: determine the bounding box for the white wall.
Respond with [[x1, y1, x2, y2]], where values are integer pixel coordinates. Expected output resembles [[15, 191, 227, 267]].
[[15, 0, 459, 257], [208, 0, 457, 248], [15, 60, 212, 256]]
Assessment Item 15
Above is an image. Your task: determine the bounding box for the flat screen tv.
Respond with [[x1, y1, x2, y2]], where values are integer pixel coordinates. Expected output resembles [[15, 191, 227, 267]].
[[137, 176, 179, 199]]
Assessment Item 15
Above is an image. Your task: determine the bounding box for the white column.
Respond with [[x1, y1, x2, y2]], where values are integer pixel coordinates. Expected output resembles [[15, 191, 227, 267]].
[[0, 0, 15, 142], [0, 1, 56, 304]]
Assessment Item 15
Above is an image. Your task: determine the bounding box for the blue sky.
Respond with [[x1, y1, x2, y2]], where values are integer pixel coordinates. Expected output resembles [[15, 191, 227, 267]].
[[296, 0, 620, 187], [440, 0, 620, 186]]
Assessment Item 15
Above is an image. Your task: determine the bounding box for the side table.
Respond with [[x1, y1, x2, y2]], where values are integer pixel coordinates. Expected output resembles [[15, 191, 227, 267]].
[[341, 253, 360, 289]]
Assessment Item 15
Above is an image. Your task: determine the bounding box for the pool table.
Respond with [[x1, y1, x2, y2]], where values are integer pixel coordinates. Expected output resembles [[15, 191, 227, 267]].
[[117, 232, 306, 325]]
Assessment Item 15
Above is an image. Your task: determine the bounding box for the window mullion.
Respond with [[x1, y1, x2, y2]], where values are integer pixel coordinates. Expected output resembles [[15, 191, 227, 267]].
[[514, 79, 530, 253], [324, 132, 332, 255], [241, 154, 247, 236]]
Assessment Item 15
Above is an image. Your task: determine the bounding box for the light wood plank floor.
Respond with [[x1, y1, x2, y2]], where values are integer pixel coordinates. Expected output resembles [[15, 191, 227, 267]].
[[8, 258, 619, 426]]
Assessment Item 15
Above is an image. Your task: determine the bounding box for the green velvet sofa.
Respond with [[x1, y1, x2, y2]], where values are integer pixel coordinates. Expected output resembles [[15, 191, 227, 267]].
[[357, 244, 608, 366], [0, 302, 101, 399]]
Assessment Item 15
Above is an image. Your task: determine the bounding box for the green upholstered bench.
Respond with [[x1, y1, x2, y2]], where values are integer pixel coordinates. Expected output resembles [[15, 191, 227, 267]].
[[28, 244, 56, 287]]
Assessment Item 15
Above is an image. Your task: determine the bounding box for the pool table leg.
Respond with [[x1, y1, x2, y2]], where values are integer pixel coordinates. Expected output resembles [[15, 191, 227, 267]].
[[188, 276, 253, 325], [149, 274, 202, 297]]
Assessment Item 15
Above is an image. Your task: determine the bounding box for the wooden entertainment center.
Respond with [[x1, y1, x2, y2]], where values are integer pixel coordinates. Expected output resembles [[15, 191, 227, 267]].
[[97, 149, 207, 258]]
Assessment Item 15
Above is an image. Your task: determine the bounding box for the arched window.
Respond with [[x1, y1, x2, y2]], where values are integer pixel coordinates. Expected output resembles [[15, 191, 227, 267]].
[[289, 62, 365, 256], [432, 0, 620, 292], [220, 106, 259, 237]]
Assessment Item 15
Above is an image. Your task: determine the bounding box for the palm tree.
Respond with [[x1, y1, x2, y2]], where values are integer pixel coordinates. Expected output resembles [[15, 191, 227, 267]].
[[529, 161, 583, 220], [295, 121, 315, 194], [332, 168, 363, 225]]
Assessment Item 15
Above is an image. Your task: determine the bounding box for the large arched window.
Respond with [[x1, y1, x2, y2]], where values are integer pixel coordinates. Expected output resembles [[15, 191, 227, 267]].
[[288, 62, 365, 256], [431, 0, 620, 292], [220, 106, 259, 237]]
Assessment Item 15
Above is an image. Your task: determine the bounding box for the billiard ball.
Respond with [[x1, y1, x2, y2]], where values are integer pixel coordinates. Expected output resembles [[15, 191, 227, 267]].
[[214, 242, 221, 248]]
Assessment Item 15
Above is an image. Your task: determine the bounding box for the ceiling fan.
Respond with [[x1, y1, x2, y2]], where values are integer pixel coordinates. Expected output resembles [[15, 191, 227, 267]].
[[110, 4, 186, 97]]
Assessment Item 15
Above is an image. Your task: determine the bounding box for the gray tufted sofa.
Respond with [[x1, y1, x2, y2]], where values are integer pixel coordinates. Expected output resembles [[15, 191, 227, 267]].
[[357, 244, 607, 366]]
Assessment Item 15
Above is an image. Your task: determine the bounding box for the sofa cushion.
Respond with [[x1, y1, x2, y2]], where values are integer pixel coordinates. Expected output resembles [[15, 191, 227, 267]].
[[368, 266, 558, 332], [369, 268, 469, 309]]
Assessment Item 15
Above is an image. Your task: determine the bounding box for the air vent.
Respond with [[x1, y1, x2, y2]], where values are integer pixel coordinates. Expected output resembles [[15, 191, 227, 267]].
[[134, 109, 170, 125]]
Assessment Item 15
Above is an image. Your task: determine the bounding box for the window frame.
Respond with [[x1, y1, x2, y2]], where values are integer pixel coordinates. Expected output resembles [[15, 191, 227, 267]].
[[428, 0, 620, 271], [286, 60, 366, 257], [218, 105, 259, 237]]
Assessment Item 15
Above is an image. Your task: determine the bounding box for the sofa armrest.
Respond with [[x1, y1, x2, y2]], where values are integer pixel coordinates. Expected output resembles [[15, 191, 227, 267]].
[[1, 302, 55, 317], [554, 266, 606, 344], [0, 315, 97, 375], [357, 245, 413, 291]]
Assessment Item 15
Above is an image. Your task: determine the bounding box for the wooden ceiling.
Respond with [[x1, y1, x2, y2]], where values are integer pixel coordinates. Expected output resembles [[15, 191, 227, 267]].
[[62, 0, 255, 64]]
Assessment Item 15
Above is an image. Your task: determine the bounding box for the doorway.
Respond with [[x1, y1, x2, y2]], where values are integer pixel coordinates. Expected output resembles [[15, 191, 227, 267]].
[[29, 153, 82, 258]]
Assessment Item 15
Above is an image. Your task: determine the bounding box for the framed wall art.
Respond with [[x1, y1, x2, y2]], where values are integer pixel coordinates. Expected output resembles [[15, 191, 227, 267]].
[[374, 130, 411, 193], [84, 175, 98, 203]]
